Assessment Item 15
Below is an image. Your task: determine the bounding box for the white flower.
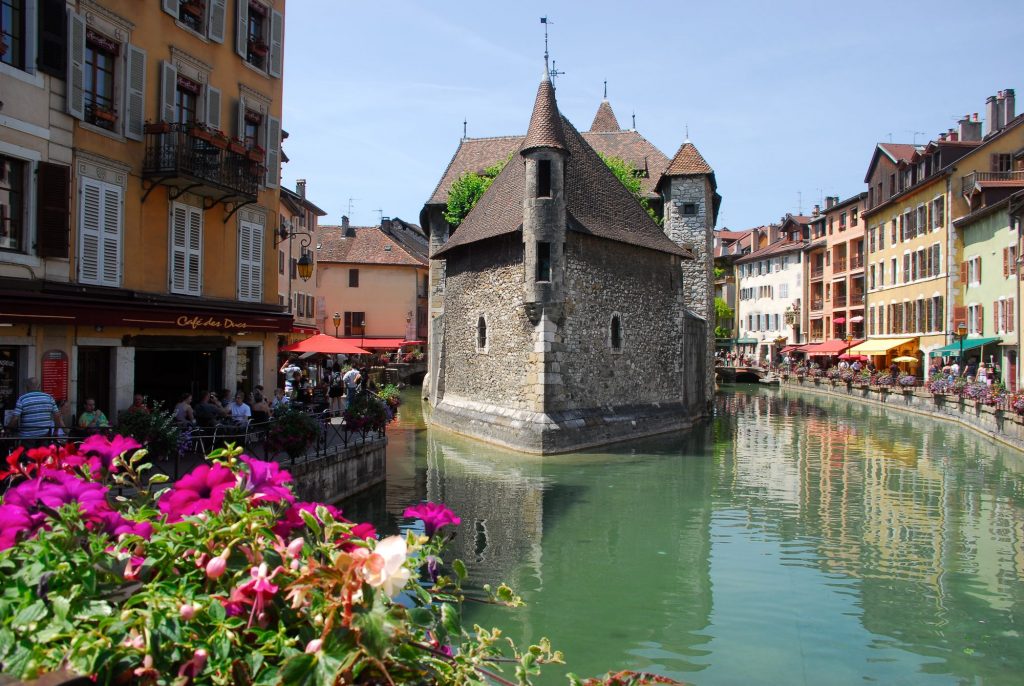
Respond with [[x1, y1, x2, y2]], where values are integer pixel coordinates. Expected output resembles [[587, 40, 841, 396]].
[[361, 535, 411, 597]]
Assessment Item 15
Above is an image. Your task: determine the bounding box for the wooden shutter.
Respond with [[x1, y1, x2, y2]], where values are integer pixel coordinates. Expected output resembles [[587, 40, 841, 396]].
[[237, 221, 252, 301], [208, 0, 227, 43], [124, 44, 146, 141], [66, 10, 85, 120], [21, 0, 37, 75], [960, 262, 968, 284], [37, 0, 66, 77], [162, 0, 180, 17], [1004, 248, 1010, 278], [953, 305, 967, 330], [250, 222, 263, 300], [995, 300, 1001, 333], [100, 183, 121, 286], [205, 86, 222, 131], [79, 178, 102, 284], [977, 256, 982, 284], [187, 208, 201, 294], [235, 0, 249, 59], [265, 115, 281, 188], [170, 205, 188, 294], [159, 61, 177, 124], [36, 162, 70, 259], [269, 9, 283, 78], [235, 97, 245, 139], [1009, 299, 1015, 332]]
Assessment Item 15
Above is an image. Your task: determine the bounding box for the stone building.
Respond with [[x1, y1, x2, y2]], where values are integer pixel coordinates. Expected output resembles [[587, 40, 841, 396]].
[[422, 69, 718, 453]]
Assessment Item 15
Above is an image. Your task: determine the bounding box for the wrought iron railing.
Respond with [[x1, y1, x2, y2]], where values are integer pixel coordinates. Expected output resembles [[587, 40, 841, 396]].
[[142, 122, 260, 199]]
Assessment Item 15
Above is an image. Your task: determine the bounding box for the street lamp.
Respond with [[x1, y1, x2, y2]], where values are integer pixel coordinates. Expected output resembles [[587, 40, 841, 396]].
[[360, 319, 366, 351], [274, 223, 314, 322], [957, 322, 968, 364], [332, 312, 341, 338]]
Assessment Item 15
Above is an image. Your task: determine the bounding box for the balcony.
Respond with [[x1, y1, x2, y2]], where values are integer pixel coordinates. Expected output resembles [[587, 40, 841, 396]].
[[810, 266, 824, 280], [849, 293, 864, 306], [849, 253, 864, 270], [834, 294, 847, 307], [142, 123, 260, 216], [833, 259, 847, 273], [961, 170, 1024, 195], [811, 299, 824, 312]]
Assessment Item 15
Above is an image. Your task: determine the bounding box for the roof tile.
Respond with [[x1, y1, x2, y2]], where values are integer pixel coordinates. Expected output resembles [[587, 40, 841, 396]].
[[318, 226, 427, 267], [589, 100, 621, 132]]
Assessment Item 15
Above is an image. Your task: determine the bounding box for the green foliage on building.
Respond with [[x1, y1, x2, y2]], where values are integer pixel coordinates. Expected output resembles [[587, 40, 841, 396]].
[[443, 156, 511, 227]]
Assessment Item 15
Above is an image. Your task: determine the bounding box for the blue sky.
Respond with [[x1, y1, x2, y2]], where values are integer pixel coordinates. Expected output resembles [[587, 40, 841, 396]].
[[281, 0, 1024, 231]]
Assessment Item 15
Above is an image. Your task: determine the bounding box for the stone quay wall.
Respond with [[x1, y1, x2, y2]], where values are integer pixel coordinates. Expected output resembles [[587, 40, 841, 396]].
[[288, 438, 387, 504], [781, 378, 1024, 453]]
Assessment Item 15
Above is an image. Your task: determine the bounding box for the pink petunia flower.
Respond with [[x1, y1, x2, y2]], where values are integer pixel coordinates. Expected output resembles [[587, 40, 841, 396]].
[[403, 502, 461, 537], [239, 456, 295, 504], [338, 521, 377, 552], [79, 434, 141, 475], [0, 470, 114, 550], [273, 501, 341, 537], [158, 463, 236, 522]]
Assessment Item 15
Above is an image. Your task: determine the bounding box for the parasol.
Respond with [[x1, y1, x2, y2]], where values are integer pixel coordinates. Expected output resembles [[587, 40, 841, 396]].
[[892, 355, 918, 363]]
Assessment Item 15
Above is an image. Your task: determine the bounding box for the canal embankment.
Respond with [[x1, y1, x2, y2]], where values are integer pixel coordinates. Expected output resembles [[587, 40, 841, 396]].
[[778, 377, 1024, 453]]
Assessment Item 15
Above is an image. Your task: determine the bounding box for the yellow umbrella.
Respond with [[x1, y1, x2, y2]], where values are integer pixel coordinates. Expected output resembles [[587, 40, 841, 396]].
[[892, 356, 918, 363]]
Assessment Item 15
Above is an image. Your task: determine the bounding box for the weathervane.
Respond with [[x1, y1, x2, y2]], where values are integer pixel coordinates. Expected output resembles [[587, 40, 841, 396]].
[[540, 16, 564, 85]]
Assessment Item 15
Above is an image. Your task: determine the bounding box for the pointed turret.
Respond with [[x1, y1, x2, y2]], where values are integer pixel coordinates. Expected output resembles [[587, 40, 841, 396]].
[[663, 141, 714, 176], [589, 99, 621, 133], [522, 69, 568, 154]]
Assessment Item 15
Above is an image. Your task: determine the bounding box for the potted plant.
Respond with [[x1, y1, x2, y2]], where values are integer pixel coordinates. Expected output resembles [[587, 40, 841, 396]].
[[144, 120, 171, 134], [209, 128, 229, 149], [266, 406, 320, 460], [190, 123, 213, 143], [92, 106, 117, 124], [249, 39, 269, 57], [116, 402, 181, 461], [248, 145, 265, 162], [228, 138, 247, 155], [378, 383, 402, 411]]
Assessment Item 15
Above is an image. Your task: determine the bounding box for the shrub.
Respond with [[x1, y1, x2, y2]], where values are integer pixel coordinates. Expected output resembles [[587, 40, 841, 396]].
[[377, 383, 402, 410], [116, 401, 180, 460], [343, 392, 393, 438], [897, 374, 917, 387], [266, 406, 320, 460]]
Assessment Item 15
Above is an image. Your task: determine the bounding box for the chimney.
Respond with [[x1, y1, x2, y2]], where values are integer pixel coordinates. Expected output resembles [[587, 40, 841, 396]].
[[986, 94, 1002, 135], [812, 204, 820, 216], [948, 129, 959, 142], [342, 215, 354, 237], [938, 132, 947, 142], [381, 216, 392, 233], [825, 196, 838, 209], [296, 179, 306, 198], [1002, 88, 1016, 127], [959, 114, 982, 142]]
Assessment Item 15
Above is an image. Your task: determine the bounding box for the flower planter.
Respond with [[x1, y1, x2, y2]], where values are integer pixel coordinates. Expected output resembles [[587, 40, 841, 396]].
[[248, 148, 265, 163], [228, 140, 247, 155], [144, 121, 171, 134], [249, 40, 269, 57], [209, 135, 228, 150], [963, 399, 976, 410], [92, 108, 117, 123], [191, 126, 213, 143]]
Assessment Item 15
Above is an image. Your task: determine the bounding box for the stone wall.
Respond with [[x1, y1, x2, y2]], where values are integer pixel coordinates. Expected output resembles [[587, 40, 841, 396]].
[[440, 234, 533, 409], [664, 175, 715, 408], [288, 438, 387, 504], [782, 379, 1024, 453]]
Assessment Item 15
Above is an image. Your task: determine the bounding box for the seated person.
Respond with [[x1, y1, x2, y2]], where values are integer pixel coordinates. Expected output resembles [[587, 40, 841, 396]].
[[125, 393, 150, 415], [193, 390, 220, 428], [174, 392, 196, 426], [250, 390, 271, 423], [78, 398, 110, 431], [229, 392, 252, 425]]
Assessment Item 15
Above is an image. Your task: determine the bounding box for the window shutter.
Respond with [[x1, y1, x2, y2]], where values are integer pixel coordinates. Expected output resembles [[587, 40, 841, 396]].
[[237, 221, 252, 301], [995, 300, 1001, 333], [953, 305, 967, 330], [23, 0, 38, 75], [160, 61, 177, 123], [977, 256, 982, 283], [208, 0, 227, 43], [79, 179, 102, 284], [36, 162, 71, 259], [991, 154, 1000, 172], [269, 9, 283, 78], [1009, 299, 1015, 332], [66, 11, 86, 120], [37, 0, 67, 77], [235, 97, 245, 139], [205, 86, 222, 131], [977, 305, 984, 334], [124, 44, 146, 141], [265, 115, 281, 187], [187, 207, 202, 294], [235, 0, 249, 59], [170, 205, 188, 294], [100, 184, 122, 287], [1004, 248, 1009, 278], [162, 0, 180, 17], [960, 262, 968, 284], [250, 222, 263, 300]]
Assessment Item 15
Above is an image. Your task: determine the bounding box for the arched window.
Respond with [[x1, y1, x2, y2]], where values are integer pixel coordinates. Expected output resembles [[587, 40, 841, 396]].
[[610, 313, 622, 351], [476, 315, 487, 352]]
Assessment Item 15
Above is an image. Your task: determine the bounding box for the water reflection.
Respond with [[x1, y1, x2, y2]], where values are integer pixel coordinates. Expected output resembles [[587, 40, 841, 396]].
[[347, 387, 1024, 685]]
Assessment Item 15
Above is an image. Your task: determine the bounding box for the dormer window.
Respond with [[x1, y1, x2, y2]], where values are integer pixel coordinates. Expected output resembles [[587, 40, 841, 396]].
[[536, 159, 551, 198]]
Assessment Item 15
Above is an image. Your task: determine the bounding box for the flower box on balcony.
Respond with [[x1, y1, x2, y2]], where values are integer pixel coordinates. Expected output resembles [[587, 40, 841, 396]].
[[144, 121, 171, 134], [209, 131, 229, 149], [229, 140, 247, 155], [249, 40, 269, 57], [191, 125, 213, 143], [248, 147, 265, 162], [92, 107, 117, 123]]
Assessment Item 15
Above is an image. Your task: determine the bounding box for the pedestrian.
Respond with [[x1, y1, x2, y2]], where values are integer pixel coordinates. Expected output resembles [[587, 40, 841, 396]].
[[342, 366, 361, 406], [976, 364, 989, 385], [328, 370, 344, 413], [8, 377, 63, 438], [77, 397, 110, 432], [280, 358, 301, 395]]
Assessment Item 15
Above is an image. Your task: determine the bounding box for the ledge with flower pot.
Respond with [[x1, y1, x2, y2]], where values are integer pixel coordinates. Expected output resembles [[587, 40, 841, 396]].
[[781, 377, 1024, 453]]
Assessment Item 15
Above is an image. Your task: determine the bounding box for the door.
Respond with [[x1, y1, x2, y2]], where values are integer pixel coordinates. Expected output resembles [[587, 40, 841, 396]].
[[77, 347, 112, 421]]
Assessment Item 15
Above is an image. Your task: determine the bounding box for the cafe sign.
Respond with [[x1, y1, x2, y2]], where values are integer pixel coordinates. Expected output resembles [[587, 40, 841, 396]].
[[123, 313, 283, 332]]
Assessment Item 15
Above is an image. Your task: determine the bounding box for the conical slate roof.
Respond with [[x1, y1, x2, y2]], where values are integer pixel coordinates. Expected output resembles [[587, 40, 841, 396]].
[[433, 78, 688, 260], [663, 141, 713, 176], [589, 99, 621, 132], [522, 75, 567, 154]]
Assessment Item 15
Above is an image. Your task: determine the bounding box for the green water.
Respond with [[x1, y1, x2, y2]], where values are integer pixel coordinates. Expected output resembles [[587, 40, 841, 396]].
[[347, 386, 1024, 685]]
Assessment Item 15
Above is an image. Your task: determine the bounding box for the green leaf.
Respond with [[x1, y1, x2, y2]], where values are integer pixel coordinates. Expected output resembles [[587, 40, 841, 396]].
[[452, 559, 467, 581], [12, 600, 47, 628], [300, 509, 322, 537], [148, 473, 170, 484], [440, 602, 461, 637], [73, 600, 112, 620], [0, 627, 15, 659], [408, 607, 433, 627], [207, 598, 226, 622], [279, 652, 318, 686], [51, 595, 71, 621], [353, 603, 390, 659]]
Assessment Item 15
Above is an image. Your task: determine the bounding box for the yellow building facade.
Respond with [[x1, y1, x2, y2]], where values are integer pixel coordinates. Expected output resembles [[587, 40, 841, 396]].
[[1, 0, 290, 418]]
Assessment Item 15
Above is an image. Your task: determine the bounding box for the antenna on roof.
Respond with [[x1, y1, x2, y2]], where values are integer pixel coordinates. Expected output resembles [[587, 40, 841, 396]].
[[886, 132, 893, 143], [631, 111, 636, 130], [797, 191, 803, 215], [684, 124, 690, 143], [603, 80, 607, 99], [347, 198, 357, 218], [907, 130, 925, 143]]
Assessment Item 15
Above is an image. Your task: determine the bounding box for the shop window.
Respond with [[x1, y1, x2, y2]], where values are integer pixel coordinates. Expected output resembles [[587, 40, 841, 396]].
[[0, 156, 26, 252]]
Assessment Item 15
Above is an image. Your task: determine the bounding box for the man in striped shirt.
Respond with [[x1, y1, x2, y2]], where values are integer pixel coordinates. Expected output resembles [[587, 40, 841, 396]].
[[9, 378, 63, 438]]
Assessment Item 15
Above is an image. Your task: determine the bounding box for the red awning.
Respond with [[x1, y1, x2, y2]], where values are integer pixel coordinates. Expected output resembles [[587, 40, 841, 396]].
[[802, 339, 861, 357], [280, 334, 370, 355], [291, 325, 319, 334], [334, 337, 420, 349], [833, 317, 846, 325], [780, 345, 801, 353]]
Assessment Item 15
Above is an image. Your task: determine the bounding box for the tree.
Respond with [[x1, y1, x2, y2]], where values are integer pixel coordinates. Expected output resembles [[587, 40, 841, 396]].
[[444, 156, 510, 227], [599, 153, 660, 224], [714, 297, 734, 340]]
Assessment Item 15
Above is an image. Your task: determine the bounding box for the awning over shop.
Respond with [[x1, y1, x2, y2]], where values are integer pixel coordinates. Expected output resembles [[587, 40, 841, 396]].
[[780, 345, 801, 353], [802, 339, 861, 356], [281, 334, 370, 355], [330, 337, 421, 350], [848, 315, 864, 323], [848, 337, 916, 356], [928, 336, 1002, 357], [736, 337, 758, 345], [833, 317, 846, 325]]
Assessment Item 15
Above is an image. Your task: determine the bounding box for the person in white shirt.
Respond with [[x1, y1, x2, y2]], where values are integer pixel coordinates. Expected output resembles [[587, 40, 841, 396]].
[[229, 392, 252, 425]]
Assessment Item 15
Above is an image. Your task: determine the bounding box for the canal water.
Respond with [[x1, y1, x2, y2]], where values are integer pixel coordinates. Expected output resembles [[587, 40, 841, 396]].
[[344, 386, 1024, 685]]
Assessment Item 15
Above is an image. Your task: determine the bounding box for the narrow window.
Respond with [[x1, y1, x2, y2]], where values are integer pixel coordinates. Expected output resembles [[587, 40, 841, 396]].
[[1, 0, 25, 69], [536, 159, 551, 198], [0, 156, 26, 252], [536, 241, 551, 282], [477, 316, 487, 351], [84, 29, 118, 130], [682, 203, 697, 216], [610, 314, 622, 350], [349, 268, 359, 287]]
